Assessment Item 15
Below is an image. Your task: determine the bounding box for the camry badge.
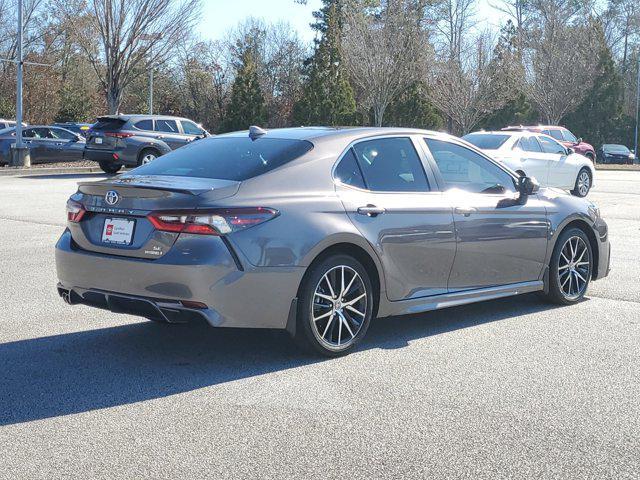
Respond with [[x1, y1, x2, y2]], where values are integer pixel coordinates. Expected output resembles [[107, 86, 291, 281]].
[[105, 190, 119, 205]]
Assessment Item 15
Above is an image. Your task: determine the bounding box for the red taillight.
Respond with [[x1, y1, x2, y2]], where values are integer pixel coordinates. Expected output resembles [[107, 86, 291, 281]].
[[147, 208, 279, 236], [66, 199, 86, 223], [105, 132, 133, 139]]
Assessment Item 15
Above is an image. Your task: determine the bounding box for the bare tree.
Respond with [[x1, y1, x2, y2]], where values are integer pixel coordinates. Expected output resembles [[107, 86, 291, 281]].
[[57, 0, 202, 113], [342, 0, 427, 126], [520, 0, 597, 123]]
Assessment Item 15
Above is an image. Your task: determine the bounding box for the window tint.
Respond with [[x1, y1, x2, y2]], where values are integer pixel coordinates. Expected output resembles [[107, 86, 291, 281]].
[[134, 119, 153, 131], [351, 137, 429, 192], [538, 135, 566, 154], [181, 120, 204, 135], [424, 138, 515, 194], [562, 129, 577, 142], [518, 136, 542, 153], [155, 119, 178, 133], [544, 129, 564, 141], [462, 133, 510, 150], [131, 137, 313, 181], [92, 118, 126, 131], [335, 149, 366, 189], [23, 128, 39, 138], [50, 128, 76, 140]]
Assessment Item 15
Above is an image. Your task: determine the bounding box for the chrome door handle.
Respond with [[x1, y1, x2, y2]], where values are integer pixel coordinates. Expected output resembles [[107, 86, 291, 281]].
[[454, 206, 477, 217], [357, 205, 386, 217]]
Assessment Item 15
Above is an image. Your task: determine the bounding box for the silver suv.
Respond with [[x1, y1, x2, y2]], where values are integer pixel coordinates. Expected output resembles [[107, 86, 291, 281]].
[[84, 114, 209, 173]]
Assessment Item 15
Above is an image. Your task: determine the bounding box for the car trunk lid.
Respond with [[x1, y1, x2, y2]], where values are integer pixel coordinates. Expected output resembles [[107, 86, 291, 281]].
[[70, 176, 240, 259]]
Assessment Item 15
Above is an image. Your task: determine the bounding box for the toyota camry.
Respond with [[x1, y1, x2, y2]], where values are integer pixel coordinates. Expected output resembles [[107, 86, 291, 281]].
[[55, 127, 610, 356]]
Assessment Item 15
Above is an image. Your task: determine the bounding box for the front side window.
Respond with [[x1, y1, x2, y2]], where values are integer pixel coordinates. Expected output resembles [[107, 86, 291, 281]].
[[155, 119, 179, 133], [50, 128, 77, 141], [23, 128, 39, 138], [538, 135, 566, 155], [543, 129, 564, 141], [562, 129, 578, 142], [424, 138, 516, 194], [181, 120, 204, 135], [351, 137, 429, 192], [334, 149, 366, 189]]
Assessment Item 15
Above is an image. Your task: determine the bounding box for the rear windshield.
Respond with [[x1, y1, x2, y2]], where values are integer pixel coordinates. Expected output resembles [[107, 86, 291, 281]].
[[131, 136, 314, 181], [92, 118, 126, 131], [462, 133, 510, 150]]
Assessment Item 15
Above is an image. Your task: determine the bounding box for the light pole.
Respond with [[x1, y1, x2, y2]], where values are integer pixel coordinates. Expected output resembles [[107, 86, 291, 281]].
[[140, 33, 162, 115]]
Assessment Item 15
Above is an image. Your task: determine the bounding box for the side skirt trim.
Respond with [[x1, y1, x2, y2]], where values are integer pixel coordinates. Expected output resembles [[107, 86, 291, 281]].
[[379, 281, 544, 318]]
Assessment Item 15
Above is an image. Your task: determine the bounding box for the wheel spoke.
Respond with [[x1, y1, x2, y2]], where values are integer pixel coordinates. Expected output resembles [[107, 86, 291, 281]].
[[321, 313, 335, 338], [342, 273, 357, 298], [558, 263, 570, 271], [339, 312, 354, 338], [313, 310, 333, 322], [574, 269, 586, 283], [323, 274, 336, 299], [343, 292, 366, 307], [346, 305, 365, 317], [560, 252, 571, 264], [337, 313, 343, 346], [314, 292, 333, 302]]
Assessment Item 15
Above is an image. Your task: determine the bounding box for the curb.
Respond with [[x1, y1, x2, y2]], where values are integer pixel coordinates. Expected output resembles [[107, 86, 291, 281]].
[[0, 166, 106, 177], [594, 165, 640, 172]]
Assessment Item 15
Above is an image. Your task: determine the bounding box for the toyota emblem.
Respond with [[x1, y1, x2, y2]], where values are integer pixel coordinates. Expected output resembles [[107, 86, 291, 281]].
[[105, 190, 119, 205]]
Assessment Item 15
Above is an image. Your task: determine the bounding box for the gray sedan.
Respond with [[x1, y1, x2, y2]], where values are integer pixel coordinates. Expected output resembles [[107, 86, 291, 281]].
[[55, 127, 610, 356], [0, 126, 85, 165]]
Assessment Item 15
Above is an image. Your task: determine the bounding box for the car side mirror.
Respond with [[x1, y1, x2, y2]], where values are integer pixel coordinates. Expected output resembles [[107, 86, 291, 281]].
[[517, 175, 539, 201], [567, 147, 575, 154], [577, 137, 583, 144]]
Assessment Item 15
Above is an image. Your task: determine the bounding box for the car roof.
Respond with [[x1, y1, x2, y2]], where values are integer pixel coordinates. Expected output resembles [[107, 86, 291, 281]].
[[218, 126, 456, 143], [97, 114, 194, 122]]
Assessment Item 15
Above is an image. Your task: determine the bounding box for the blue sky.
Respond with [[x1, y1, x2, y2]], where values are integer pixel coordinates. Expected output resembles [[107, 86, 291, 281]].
[[197, 0, 507, 45]]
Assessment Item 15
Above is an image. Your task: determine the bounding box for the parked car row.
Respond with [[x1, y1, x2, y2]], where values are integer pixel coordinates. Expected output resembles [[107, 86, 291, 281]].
[[0, 115, 209, 171]]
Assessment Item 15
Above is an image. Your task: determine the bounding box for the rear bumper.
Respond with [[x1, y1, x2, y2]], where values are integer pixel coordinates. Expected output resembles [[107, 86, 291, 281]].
[[84, 147, 136, 166], [55, 229, 305, 328]]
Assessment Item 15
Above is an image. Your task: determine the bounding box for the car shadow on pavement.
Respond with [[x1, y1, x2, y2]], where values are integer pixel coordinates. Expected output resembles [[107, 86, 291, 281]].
[[0, 293, 558, 426]]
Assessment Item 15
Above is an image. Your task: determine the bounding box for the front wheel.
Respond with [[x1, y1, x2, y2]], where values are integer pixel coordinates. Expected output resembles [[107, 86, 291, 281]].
[[571, 168, 591, 197], [98, 161, 122, 174], [543, 228, 593, 305], [293, 254, 374, 357]]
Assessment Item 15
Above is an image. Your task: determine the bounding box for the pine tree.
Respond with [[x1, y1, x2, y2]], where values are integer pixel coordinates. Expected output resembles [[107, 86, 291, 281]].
[[220, 48, 267, 133], [292, 0, 356, 126], [562, 22, 624, 148], [384, 81, 443, 130]]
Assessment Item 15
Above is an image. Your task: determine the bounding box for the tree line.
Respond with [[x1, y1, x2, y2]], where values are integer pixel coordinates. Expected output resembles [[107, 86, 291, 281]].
[[0, 0, 639, 148]]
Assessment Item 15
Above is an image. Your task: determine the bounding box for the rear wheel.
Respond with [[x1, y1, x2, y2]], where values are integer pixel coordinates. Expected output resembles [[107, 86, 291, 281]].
[[98, 161, 122, 174], [571, 168, 591, 197], [138, 148, 160, 166], [294, 254, 373, 357], [543, 228, 593, 305]]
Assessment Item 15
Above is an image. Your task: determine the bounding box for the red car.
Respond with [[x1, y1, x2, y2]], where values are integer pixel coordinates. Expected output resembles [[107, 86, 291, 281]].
[[502, 125, 595, 162]]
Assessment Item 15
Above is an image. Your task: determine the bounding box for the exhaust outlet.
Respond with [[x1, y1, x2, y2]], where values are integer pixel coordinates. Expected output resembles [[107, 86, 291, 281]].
[[60, 289, 73, 305]]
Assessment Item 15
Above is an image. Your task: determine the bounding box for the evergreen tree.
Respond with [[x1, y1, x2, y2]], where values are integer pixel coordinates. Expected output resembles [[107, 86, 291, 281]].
[[220, 48, 267, 133], [292, 0, 356, 126], [562, 22, 624, 148], [384, 81, 443, 130]]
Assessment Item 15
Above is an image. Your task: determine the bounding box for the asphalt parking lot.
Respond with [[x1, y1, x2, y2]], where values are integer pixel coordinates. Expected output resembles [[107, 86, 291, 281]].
[[0, 171, 638, 479]]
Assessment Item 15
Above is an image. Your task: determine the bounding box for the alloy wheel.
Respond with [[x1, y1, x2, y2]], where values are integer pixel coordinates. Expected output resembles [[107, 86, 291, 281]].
[[310, 265, 367, 351], [577, 171, 590, 196], [557, 236, 590, 300], [141, 153, 157, 164]]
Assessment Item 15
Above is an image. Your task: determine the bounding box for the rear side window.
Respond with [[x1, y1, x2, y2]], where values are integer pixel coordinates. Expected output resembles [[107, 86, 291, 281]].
[[131, 137, 313, 181], [518, 136, 543, 153], [134, 119, 153, 131], [351, 137, 429, 192], [335, 149, 366, 189], [462, 133, 510, 150], [155, 119, 178, 133], [92, 118, 126, 131]]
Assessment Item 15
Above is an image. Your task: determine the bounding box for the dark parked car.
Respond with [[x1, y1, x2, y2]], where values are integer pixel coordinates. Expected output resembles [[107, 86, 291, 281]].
[[53, 122, 94, 138], [0, 125, 85, 165], [503, 125, 596, 162], [597, 144, 635, 164], [56, 127, 610, 356], [84, 114, 209, 174]]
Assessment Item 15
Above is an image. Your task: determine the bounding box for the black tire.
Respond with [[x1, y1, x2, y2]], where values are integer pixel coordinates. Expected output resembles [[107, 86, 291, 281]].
[[293, 254, 374, 357], [571, 167, 591, 197], [543, 227, 593, 305], [98, 161, 122, 174], [137, 148, 161, 166], [585, 152, 595, 163]]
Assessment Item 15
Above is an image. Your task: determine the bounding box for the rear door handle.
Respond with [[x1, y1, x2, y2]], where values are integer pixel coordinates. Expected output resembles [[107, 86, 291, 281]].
[[454, 206, 477, 217], [357, 205, 386, 217]]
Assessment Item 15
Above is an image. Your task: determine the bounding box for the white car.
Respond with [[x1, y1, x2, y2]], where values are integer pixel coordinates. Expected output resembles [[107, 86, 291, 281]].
[[462, 131, 595, 197]]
